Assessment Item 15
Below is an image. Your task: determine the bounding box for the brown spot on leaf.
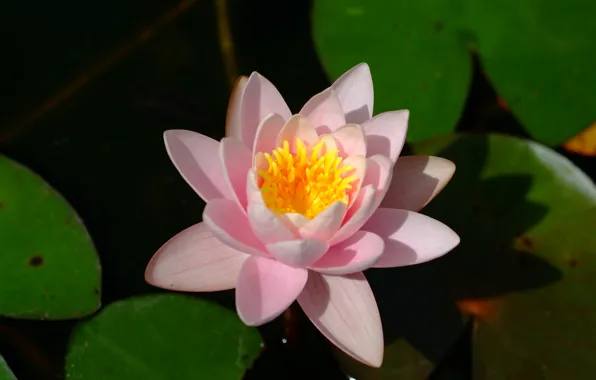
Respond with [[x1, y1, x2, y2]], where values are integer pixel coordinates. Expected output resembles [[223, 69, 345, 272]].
[[0, 202, 3, 209], [29, 255, 44, 267], [514, 234, 535, 252], [93, 287, 100, 296], [497, 96, 509, 111], [457, 298, 499, 322], [433, 21, 444, 32], [569, 259, 579, 268]]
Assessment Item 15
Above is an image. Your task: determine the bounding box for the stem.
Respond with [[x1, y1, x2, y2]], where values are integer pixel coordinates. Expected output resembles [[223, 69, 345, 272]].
[[0, 323, 56, 379], [215, 0, 239, 89], [283, 302, 302, 348]]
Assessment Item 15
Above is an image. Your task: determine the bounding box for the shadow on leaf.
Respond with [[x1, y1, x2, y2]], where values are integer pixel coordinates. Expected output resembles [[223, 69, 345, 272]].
[[356, 134, 563, 377]]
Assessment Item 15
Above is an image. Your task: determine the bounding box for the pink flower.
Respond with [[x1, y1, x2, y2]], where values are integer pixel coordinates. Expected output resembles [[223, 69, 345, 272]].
[[145, 63, 459, 367]]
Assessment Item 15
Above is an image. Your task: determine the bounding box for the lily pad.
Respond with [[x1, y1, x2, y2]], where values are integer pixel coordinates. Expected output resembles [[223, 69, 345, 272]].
[[65, 294, 262, 380], [416, 134, 596, 378], [0, 355, 17, 380], [0, 155, 100, 319], [313, 0, 471, 143], [313, 0, 596, 145], [337, 133, 596, 378], [471, 208, 596, 379]]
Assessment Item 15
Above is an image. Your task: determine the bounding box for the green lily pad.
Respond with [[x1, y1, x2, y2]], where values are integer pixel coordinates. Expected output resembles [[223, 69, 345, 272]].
[[313, 0, 596, 145], [313, 0, 471, 143], [472, 208, 596, 379], [416, 134, 596, 378], [468, 0, 595, 145], [0, 355, 17, 380], [337, 133, 596, 379], [65, 294, 262, 380], [0, 155, 100, 319]]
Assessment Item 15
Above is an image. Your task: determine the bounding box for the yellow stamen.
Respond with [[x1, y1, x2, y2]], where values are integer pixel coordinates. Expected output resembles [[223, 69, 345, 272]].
[[257, 138, 357, 219]]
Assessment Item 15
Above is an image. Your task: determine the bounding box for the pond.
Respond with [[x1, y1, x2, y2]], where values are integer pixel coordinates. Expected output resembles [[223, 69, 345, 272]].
[[1, 0, 595, 379]]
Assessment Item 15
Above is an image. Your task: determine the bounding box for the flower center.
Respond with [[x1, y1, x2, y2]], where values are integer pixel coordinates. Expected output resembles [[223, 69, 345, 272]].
[[258, 139, 357, 219]]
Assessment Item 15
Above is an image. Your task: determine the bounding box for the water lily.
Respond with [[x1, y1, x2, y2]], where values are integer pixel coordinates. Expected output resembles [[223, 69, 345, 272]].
[[145, 63, 459, 367]]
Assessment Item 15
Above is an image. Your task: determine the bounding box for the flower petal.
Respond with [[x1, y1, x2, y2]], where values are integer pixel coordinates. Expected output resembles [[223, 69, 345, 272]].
[[297, 272, 383, 368], [381, 156, 455, 211], [164, 130, 233, 202], [253, 113, 286, 157], [362, 110, 409, 163], [145, 222, 247, 291], [299, 201, 347, 241], [276, 115, 319, 152], [203, 198, 267, 256], [220, 137, 251, 210], [241, 72, 292, 148], [335, 155, 392, 239], [246, 168, 265, 203], [330, 185, 376, 245], [247, 203, 298, 244], [341, 155, 367, 208], [280, 213, 310, 230], [362, 208, 460, 268], [266, 239, 330, 268], [299, 87, 346, 134], [331, 123, 367, 157], [317, 134, 338, 154], [366, 155, 394, 209], [236, 256, 308, 326], [225, 76, 248, 141], [246, 169, 298, 243], [331, 63, 374, 125], [310, 231, 384, 275]]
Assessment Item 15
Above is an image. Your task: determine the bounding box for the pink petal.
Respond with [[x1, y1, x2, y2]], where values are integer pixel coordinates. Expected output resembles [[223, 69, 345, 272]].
[[299, 88, 346, 134], [331, 124, 367, 157], [329, 155, 394, 246], [276, 115, 319, 152], [365, 155, 394, 209], [317, 134, 338, 154], [246, 168, 267, 204], [252, 153, 268, 176], [297, 272, 383, 367], [340, 155, 367, 208], [241, 72, 292, 149], [281, 213, 310, 230], [266, 239, 330, 268], [247, 203, 298, 244], [299, 201, 347, 241], [310, 231, 384, 275], [246, 169, 298, 242], [225, 76, 248, 141], [164, 130, 233, 202], [253, 113, 286, 156], [145, 222, 247, 291], [236, 256, 308, 326], [331, 63, 374, 125], [381, 156, 455, 211], [220, 137, 251, 210], [362, 208, 460, 268], [362, 110, 409, 163], [203, 198, 267, 256], [330, 185, 376, 245]]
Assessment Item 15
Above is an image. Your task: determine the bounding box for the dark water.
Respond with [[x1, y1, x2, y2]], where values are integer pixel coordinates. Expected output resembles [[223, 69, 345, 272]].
[[0, 0, 593, 379]]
